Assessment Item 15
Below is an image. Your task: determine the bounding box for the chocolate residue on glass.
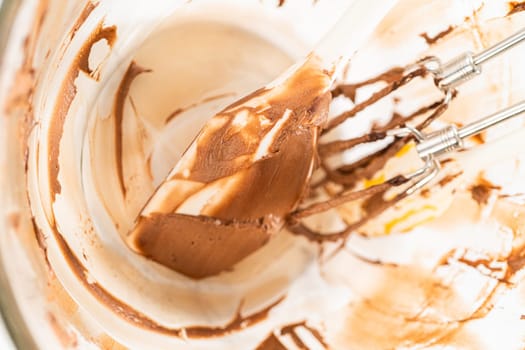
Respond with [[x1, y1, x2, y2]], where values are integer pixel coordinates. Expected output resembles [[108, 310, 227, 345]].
[[114, 61, 152, 196], [288, 187, 408, 243], [319, 98, 444, 157], [48, 22, 116, 202], [419, 26, 454, 45], [129, 58, 332, 278], [255, 322, 327, 350], [255, 333, 287, 350], [132, 213, 277, 279], [471, 133, 485, 144], [185, 296, 284, 338], [164, 92, 236, 124], [281, 322, 328, 349], [6, 212, 21, 230], [438, 171, 463, 187], [291, 175, 408, 220], [52, 221, 284, 337], [470, 178, 501, 206], [330, 66, 404, 102], [4, 0, 48, 115], [508, 1, 525, 15], [68, 1, 97, 40], [47, 312, 78, 348], [5, 0, 49, 171]]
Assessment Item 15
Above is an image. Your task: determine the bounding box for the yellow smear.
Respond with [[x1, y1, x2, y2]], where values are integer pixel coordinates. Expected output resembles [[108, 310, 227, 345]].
[[364, 174, 385, 188], [384, 205, 436, 234], [395, 142, 414, 158]]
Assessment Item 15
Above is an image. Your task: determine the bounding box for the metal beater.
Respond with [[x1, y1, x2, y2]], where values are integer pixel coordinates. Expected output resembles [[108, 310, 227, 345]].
[[388, 28, 525, 194]]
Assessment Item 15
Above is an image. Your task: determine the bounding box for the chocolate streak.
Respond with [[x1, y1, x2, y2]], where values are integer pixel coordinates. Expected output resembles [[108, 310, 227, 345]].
[[68, 1, 97, 40], [470, 178, 501, 206], [164, 92, 236, 124], [325, 67, 425, 131], [53, 223, 283, 338], [255, 321, 328, 350], [419, 26, 454, 45], [48, 22, 116, 202], [508, 1, 525, 15], [114, 61, 152, 196], [438, 171, 463, 187], [130, 57, 332, 278]]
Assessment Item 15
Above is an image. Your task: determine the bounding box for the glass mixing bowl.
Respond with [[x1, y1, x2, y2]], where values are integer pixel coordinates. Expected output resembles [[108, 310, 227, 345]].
[[1, 0, 525, 349]]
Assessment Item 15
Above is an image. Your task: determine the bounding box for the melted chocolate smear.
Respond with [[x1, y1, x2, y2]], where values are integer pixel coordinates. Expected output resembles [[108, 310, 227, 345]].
[[419, 26, 454, 45], [255, 334, 287, 350], [508, 1, 525, 15], [48, 22, 116, 202], [338, 202, 525, 348], [319, 98, 444, 157], [506, 244, 525, 280], [68, 1, 97, 40], [288, 190, 408, 243], [438, 171, 463, 187], [291, 175, 408, 220], [470, 178, 501, 206], [325, 139, 405, 188], [131, 59, 331, 278], [180, 62, 330, 185], [323, 94, 452, 189], [5, 0, 49, 172], [164, 92, 236, 124], [281, 322, 328, 349], [31, 216, 51, 268], [114, 61, 152, 196], [340, 263, 485, 349], [331, 67, 404, 102], [6, 212, 21, 230], [255, 322, 328, 350], [47, 312, 78, 348], [52, 221, 284, 337], [133, 213, 276, 279], [276, 0, 320, 8], [325, 67, 425, 131], [416, 90, 456, 130]]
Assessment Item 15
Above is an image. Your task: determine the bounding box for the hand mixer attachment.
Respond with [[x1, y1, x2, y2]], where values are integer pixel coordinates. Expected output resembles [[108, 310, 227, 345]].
[[288, 27, 525, 242], [390, 28, 525, 195]]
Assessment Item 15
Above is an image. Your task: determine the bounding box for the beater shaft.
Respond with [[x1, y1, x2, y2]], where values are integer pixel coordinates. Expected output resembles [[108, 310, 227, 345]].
[[437, 28, 525, 90]]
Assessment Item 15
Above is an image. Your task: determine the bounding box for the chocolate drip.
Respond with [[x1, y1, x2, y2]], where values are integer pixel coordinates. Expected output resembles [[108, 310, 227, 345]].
[[114, 61, 152, 196], [419, 26, 454, 45], [255, 321, 328, 350], [290, 175, 408, 220], [48, 22, 116, 202], [331, 66, 404, 102], [68, 1, 97, 40], [52, 221, 284, 337], [322, 95, 451, 189], [281, 322, 328, 349], [164, 93, 235, 124], [288, 190, 408, 243], [255, 334, 287, 350], [438, 171, 463, 187], [508, 1, 525, 15], [470, 178, 501, 206], [319, 98, 445, 157], [325, 67, 426, 131]]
